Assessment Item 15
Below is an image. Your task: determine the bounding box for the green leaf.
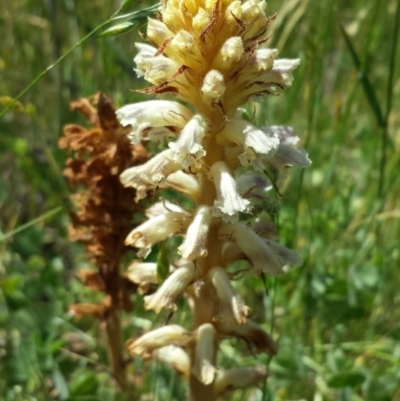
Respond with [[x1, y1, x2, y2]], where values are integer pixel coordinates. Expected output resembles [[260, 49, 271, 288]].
[[327, 371, 366, 388]]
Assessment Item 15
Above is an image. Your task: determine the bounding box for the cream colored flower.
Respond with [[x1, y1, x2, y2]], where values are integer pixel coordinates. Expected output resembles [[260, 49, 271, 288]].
[[219, 119, 279, 170], [117, 100, 192, 144], [126, 325, 190, 360], [125, 210, 191, 258], [120, 149, 181, 201], [125, 261, 158, 294], [169, 114, 208, 168], [211, 161, 251, 223]]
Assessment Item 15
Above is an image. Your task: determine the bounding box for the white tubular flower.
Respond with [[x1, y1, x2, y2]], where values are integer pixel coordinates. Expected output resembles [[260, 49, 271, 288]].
[[144, 263, 196, 313], [116, 100, 193, 144], [236, 171, 272, 202], [125, 211, 191, 258], [163, 171, 200, 201], [133, 42, 179, 85], [193, 323, 217, 385], [214, 366, 266, 396], [219, 223, 287, 276], [125, 261, 158, 294], [178, 206, 213, 260], [201, 70, 226, 102], [169, 114, 208, 168], [120, 149, 181, 201], [219, 119, 279, 170], [212, 36, 244, 71], [155, 346, 190, 378], [208, 266, 249, 325], [262, 58, 301, 88], [126, 325, 190, 360], [211, 161, 251, 223], [215, 318, 277, 356]]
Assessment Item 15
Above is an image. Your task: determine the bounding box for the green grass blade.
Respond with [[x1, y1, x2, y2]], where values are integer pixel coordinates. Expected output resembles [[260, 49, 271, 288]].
[[339, 23, 386, 128], [386, 0, 400, 120], [0, 206, 62, 242]]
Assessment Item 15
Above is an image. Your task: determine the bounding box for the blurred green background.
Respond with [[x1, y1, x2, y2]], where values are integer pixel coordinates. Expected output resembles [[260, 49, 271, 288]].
[[1, 0, 399, 400]]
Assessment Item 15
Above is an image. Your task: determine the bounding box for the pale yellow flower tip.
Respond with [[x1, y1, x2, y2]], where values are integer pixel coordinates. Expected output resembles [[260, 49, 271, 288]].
[[201, 70, 226, 103], [193, 323, 217, 385], [126, 325, 190, 360], [214, 366, 266, 396]]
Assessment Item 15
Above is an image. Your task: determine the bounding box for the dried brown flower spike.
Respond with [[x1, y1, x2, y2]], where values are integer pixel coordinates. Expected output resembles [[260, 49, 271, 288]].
[[59, 93, 148, 391]]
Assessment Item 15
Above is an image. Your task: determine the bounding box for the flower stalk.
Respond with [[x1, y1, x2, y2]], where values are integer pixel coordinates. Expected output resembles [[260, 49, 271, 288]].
[[118, 1, 310, 399], [60, 93, 148, 392]]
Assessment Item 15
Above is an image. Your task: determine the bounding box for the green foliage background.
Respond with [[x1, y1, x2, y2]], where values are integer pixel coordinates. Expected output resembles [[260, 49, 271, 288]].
[[1, 0, 399, 400]]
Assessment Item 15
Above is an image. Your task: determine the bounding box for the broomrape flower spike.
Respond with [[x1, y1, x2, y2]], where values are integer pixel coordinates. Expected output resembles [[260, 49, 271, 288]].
[[119, 1, 310, 399]]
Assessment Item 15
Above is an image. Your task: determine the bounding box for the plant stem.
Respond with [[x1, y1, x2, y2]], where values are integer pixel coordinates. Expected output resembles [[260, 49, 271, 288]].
[[188, 134, 223, 401], [105, 307, 129, 391]]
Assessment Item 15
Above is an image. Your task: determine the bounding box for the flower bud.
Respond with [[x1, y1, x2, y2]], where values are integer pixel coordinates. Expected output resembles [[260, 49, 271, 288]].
[[212, 37, 244, 71], [201, 70, 226, 102]]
